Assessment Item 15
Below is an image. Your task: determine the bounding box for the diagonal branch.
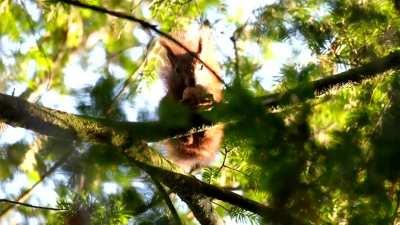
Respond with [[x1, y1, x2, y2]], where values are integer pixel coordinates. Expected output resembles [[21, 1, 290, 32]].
[[0, 150, 73, 217], [150, 176, 183, 225], [133, 145, 222, 225], [56, 0, 226, 86], [179, 193, 221, 225], [129, 157, 291, 224]]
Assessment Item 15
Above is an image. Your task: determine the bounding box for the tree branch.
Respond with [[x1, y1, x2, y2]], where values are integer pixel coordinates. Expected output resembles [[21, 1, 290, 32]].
[[0, 93, 174, 148], [129, 158, 289, 224], [141, 145, 222, 225], [262, 50, 400, 107], [179, 193, 221, 225]]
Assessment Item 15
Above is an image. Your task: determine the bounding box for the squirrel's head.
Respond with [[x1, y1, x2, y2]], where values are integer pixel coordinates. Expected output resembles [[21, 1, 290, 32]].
[[160, 38, 203, 87]]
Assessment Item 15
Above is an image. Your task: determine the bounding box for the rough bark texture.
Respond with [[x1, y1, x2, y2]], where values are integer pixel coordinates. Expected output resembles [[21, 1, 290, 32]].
[[179, 193, 222, 225], [131, 159, 287, 224]]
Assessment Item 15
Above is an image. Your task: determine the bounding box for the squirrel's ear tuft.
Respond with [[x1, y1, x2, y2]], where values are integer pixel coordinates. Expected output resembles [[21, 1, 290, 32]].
[[196, 37, 202, 54], [160, 39, 177, 64]]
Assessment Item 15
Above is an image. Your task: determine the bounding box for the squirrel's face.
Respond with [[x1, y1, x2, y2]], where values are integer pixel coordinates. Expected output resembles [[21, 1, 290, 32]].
[[171, 54, 197, 80]]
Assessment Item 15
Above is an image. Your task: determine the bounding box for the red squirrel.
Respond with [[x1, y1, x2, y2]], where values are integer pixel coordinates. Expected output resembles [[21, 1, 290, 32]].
[[158, 27, 223, 170]]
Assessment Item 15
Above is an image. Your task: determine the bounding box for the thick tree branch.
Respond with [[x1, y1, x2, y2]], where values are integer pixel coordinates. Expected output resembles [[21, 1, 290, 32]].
[[136, 148, 221, 225], [129, 158, 291, 224], [0, 93, 175, 148], [263, 50, 400, 107], [179, 193, 221, 225]]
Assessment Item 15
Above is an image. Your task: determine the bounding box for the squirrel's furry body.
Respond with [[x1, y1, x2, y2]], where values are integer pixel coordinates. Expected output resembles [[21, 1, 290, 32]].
[[158, 27, 223, 170]]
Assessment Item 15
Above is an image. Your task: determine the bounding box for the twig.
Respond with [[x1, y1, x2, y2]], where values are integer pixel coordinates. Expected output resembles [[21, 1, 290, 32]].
[[230, 25, 246, 78], [211, 200, 230, 212], [223, 165, 250, 177], [0, 150, 73, 217], [230, 36, 240, 77], [20, 0, 53, 91], [105, 36, 155, 116], [214, 148, 228, 178], [0, 199, 66, 211], [132, 159, 287, 222]]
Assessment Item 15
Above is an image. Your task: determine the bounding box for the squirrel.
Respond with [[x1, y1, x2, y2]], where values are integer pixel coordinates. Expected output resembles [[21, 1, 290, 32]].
[[158, 27, 224, 171]]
